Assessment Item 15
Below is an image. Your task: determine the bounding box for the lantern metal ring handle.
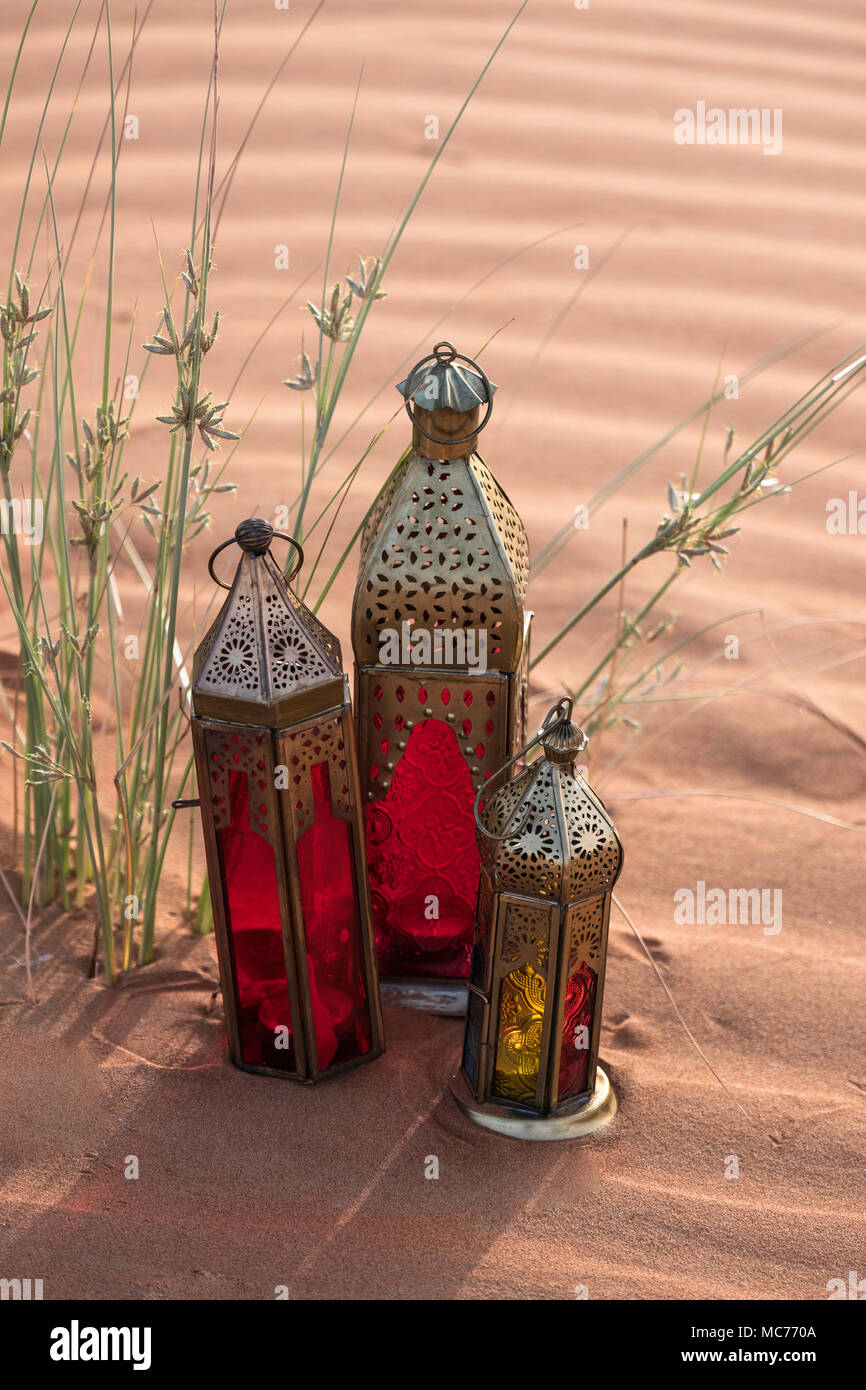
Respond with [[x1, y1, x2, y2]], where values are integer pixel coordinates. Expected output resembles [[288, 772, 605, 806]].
[[207, 525, 305, 590], [404, 341, 494, 448], [474, 699, 587, 843]]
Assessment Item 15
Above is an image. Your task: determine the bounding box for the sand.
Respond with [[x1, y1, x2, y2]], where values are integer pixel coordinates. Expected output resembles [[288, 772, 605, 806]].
[[0, 0, 864, 1300]]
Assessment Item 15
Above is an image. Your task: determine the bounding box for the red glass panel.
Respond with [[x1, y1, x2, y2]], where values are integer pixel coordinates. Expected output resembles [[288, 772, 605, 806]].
[[295, 760, 373, 1070], [365, 718, 478, 980], [558, 962, 598, 1101], [218, 769, 296, 1072]]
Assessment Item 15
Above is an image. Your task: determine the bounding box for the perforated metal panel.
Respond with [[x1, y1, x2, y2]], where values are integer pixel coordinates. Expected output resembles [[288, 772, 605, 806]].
[[358, 667, 511, 801], [352, 452, 529, 674]]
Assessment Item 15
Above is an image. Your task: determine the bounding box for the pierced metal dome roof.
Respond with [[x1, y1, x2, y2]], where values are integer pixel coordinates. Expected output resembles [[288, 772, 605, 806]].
[[193, 520, 344, 726], [352, 453, 529, 672], [478, 751, 623, 904]]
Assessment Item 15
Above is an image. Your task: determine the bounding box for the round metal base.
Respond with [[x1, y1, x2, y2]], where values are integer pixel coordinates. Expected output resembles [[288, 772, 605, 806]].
[[449, 1065, 617, 1140], [380, 980, 468, 1016]]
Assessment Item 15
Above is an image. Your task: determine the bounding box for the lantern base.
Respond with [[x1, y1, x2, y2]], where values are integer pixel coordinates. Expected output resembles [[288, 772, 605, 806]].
[[379, 980, 468, 1016], [449, 1065, 617, 1140]]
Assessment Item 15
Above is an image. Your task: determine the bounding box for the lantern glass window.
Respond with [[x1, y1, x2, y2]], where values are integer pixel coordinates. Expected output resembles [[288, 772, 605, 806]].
[[454, 703, 623, 1136], [189, 519, 384, 1083], [206, 726, 298, 1073]]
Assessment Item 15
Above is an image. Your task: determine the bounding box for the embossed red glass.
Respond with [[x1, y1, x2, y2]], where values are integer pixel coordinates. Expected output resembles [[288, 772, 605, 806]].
[[367, 711, 480, 981]]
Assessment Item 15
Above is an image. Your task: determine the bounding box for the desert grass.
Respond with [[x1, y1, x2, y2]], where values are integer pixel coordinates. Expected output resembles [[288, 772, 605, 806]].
[[1, 0, 864, 998], [0, 0, 533, 984]]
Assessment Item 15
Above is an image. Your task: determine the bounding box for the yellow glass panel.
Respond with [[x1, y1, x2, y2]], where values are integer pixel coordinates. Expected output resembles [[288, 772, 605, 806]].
[[491, 964, 546, 1104]]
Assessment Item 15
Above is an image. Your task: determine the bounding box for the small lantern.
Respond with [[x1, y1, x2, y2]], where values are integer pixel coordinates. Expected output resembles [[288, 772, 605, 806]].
[[186, 517, 384, 1081], [352, 342, 531, 1012], [451, 700, 623, 1138]]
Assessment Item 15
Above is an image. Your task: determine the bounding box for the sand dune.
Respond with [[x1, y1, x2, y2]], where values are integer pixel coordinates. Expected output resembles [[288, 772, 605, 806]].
[[0, 0, 864, 1300]]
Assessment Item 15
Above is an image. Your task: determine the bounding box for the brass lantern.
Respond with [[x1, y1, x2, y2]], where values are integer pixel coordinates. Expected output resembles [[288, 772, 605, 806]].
[[451, 701, 623, 1138], [186, 517, 384, 1081], [352, 341, 531, 1014]]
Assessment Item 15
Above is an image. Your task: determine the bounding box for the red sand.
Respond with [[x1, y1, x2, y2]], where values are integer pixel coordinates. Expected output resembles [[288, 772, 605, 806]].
[[0, 0, 864, 1299]]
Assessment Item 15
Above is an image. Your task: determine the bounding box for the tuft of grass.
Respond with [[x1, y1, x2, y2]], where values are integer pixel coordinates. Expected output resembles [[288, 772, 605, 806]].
[[0, 0, 533, 983], [0, 2, 236, 980], [530, 346, 866, 754]]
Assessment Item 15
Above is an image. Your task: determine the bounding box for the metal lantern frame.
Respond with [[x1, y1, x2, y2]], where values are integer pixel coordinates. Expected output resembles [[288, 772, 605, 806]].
[[352, 342, 531, 1013], [452, 701, 624, 1139], [187, 518, 384, 1083]]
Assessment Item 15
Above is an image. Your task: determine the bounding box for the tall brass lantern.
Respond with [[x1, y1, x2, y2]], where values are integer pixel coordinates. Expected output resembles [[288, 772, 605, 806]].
[[451, 701, 623, 1138], [352, 341, 531, 1013], [186, 517, 384, 1082]]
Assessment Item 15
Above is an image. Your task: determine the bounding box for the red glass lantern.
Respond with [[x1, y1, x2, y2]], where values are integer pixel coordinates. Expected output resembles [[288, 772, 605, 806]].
[[186, 518, 384, 1081], [352, 342, 531, 1013], [451, 700, 623, 1138]]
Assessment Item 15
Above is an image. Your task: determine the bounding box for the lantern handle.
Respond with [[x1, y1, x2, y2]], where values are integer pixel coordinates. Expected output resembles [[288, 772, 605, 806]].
[[474, 700, 586, 843], [404, 342, 494, 448], [207, 530, 305, 590]]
